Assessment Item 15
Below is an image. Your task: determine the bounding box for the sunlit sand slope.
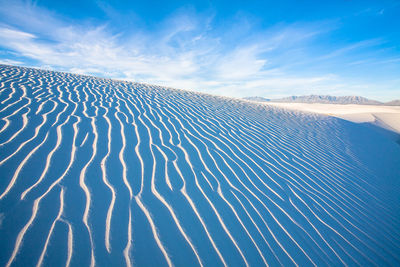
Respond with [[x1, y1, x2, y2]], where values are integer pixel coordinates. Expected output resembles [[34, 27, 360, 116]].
[[1, 65, 400, 266]]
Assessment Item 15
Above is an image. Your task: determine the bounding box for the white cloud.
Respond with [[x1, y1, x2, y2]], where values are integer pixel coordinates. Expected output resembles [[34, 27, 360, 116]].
[[0, 0, 399, 101], [0, 58, 25, 66], [0, 28, 36, 40]]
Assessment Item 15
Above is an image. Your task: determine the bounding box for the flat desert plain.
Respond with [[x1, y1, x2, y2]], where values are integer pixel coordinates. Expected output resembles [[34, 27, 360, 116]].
[[264, 102, 400, 134]]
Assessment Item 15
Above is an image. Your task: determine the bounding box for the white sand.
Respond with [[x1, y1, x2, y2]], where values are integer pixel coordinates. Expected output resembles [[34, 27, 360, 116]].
[[265, 103, 400, 134]]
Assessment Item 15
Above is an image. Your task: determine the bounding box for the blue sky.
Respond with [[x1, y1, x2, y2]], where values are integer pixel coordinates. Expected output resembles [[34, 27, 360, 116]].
[[0, 0, 399, 101]]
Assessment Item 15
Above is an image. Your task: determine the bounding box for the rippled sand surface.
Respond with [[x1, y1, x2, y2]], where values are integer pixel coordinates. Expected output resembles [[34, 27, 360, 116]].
[[1, 65, 400, 266]]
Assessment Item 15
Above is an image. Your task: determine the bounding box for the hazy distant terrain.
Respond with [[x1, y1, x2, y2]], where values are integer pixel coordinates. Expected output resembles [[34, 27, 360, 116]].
[[385, 100, 400, 106], [244, 95, 400, 105], [1, 65, 400, 266]]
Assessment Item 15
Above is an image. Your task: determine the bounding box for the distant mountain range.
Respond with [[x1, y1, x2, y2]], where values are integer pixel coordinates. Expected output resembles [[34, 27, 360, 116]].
[[243, 95, 400, 105], [385, 99, 400, 106]]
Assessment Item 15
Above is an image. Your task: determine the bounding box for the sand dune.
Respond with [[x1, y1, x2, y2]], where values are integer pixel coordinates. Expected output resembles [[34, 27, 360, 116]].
[[0, 65, 400, 266], [262, 102, 400, 134]]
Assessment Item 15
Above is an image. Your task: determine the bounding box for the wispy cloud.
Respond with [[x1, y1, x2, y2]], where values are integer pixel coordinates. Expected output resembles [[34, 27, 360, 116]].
[[0, 0, 399, 101]]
